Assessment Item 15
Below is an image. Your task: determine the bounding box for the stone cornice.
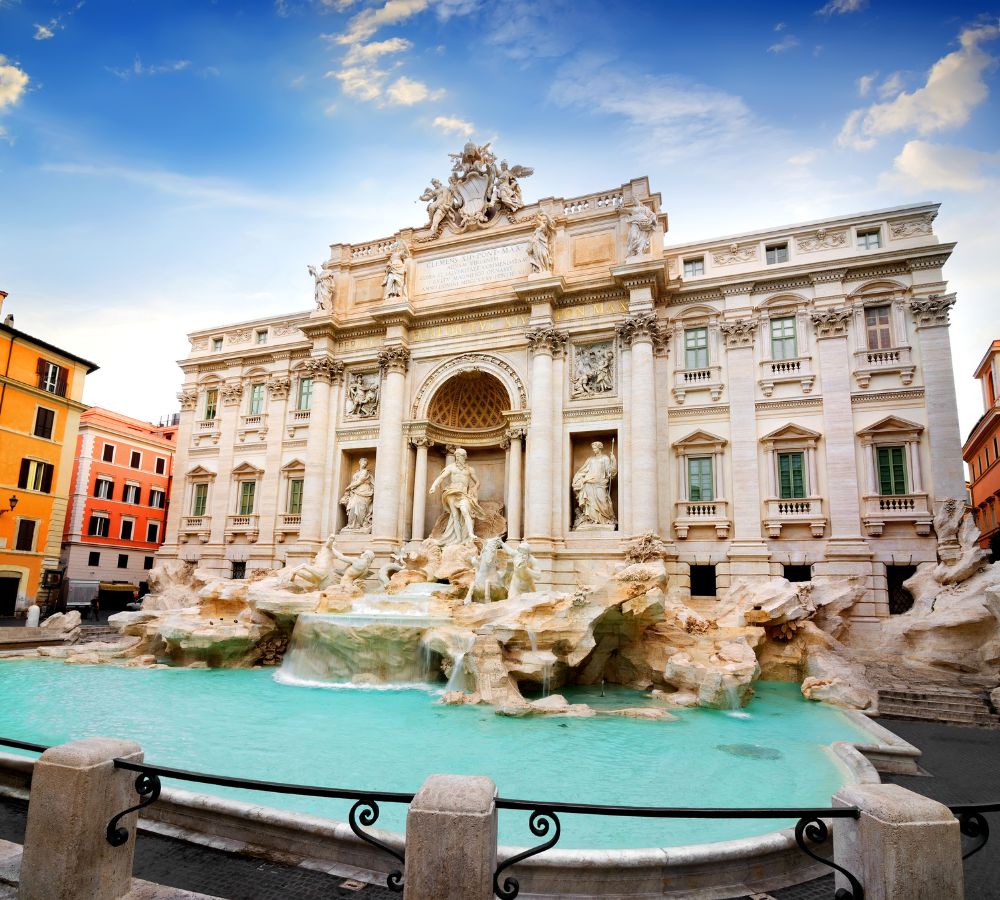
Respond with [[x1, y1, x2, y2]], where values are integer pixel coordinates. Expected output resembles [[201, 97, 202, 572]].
[[514, 276, 566, 304], [718, 280, 755, 297], [668, 404, 731, 418], [851, 388, 925, 404]]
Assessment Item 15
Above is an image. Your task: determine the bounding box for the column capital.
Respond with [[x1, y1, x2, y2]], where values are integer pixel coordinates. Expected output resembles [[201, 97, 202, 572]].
[[909, 293, 956, 328], [720, 317, 759, 350], [266, 375, 292, 399], [810, 306, 852, 339], [303, 355, 345, 383], [378, 344, 411, 373], [525, 326, 568, 356], [220, 380, 244, 406], [177, 388, 198, 411], [410, 435, 434, 449], [615, 312, 666, 349]]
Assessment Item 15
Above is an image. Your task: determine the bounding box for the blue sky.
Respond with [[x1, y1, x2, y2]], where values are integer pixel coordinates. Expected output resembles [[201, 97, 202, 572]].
[[1, 0, 999, 438]]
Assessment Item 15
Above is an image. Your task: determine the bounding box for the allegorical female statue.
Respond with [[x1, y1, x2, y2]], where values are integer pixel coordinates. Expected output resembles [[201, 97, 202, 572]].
[[340, 458, 374, 532], [527, 212, 554, 273], [572, 441, 618, 528], [428, 447, 485, 545], [382, 240, 410, 302], [624, 201, 657, 257]]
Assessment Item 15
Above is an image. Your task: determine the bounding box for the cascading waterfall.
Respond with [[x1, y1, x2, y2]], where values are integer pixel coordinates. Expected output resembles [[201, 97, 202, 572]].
[[722, 677, 751, 718], [443, 632, 476, 693]]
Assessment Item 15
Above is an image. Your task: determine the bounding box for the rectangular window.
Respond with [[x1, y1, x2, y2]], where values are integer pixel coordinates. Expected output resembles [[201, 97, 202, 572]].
[[87, 551, 100, 567], [248, 383, 265, 416], [770, 317, 798, 360], [36, 359, 66, 395], [238, 481, 256, 516], [191, 483, 208, 516], [255, 329, 268, 345], [122, 483, 140, 504], [102, 443, 115, 463], [297, 377, 313, 411], [865, 305, 892, 350], [18, 459, 53, 493], [154, 457, 166, 475], [683, 257, 705, 277], [87, 514, 109, 537], [144, 556, 155, 570], [994, 436, 999, 462], [777, 452, 806, 499], [149, 489, 165, 509], [231, 560, 246, 580], [684, 327, 709, 370], [15, 519, 36, 552], [212, 337, 223, 352], [766, 243, 789, 265], [117, 554, 129, 569], [687, 457, 714, 502], [33, 407, 55, 439], [129, 450, 141, 469], [120, 518, 134, 541], [146, 521, 160, 543], [857, 228, 881, 250], [94, 477, 114, 499], [877, 446, 908, 495], [204, 389, 219, 420], [288, 478, 304, 515]]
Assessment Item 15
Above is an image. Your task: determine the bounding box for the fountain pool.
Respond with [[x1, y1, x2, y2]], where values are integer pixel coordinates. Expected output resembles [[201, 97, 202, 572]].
[[0, 660, 874, 849]]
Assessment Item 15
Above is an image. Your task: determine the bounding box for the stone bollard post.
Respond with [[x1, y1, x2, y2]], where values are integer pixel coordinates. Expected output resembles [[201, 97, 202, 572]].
[[19, 737, 144, 900], [24, 605, 39, 628], [403, 774, 497, 900], [833, 783, 964, 900]]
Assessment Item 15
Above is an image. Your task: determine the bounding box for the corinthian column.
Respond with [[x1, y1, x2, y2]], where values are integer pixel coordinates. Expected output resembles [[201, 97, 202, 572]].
[[616, 314, 661, 535], [410, 436, 431, 541], [371, 345, 410, 543], [298, 356, 343, 548], [524, 327, 566, 541], [505, 428, 524, 541], [162, 388, 199, 552]]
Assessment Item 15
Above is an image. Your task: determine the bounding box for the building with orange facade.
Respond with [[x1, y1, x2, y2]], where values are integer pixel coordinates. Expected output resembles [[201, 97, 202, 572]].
[[0, 293, 98, 615], [963, 340, 1000, 559], [61, 408, 176, 608]]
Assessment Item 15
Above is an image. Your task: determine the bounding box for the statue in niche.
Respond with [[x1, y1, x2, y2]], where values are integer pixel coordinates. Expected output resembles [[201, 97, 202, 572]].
[[572, 440, 618, 528], [571, 343, 615, 397], [340, 458, 374, 533], [307, 264, 336, 311], [624, 201, 657, 257], [346, 372, 380, 418], [527, 213, 555, 273], [428, 447, 485, 545], [382, 240, 410, 302]]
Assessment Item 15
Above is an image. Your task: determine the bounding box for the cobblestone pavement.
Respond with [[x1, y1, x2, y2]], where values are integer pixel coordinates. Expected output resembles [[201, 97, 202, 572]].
[[0, 716, 996, 898]]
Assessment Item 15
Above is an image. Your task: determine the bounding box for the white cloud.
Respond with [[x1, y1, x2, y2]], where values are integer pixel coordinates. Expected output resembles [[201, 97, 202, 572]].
[[332, 65, 384, 101], [0, 55, 29, 111], [290, 74, 306, 88], [787, 149, 821, 166], [817, 0, 866, 15], [342, 36, 411, 65], [107, 57, 192, 80], [839, 20, 1000, 149], [774, 21, 787, 32], [33, 23, 55, 40], [0, 124, 11, 145], [335, 0, 431, 46], [386, 75, 442, 105], [768, 35, 799, 54], [880, 140, 1000, 192], [857, 71, 877, 97], [878, 70, 905, 99], [433, 114, 473, 136]]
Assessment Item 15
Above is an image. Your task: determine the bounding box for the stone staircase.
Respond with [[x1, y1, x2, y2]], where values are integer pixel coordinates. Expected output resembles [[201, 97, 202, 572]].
[[79, 625, 121, 643], [876, 686, 1000, 727]]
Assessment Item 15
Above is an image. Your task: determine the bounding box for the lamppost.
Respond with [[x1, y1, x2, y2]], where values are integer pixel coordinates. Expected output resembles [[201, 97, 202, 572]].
[[0, 495, 18, 518]]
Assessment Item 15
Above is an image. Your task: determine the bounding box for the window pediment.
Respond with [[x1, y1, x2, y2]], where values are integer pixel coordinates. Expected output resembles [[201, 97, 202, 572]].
[[858, 415, 923, 441], [673, 429, 727, 453], [761, 423, 821, 448], [231, 461, 265, 477], [186, 465, 217, 480], [281, 458, 306, 473]]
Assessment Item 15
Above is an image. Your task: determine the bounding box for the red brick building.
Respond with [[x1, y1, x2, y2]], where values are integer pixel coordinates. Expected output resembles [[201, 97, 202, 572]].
[[60, 408, 176, 607], [963, 340, 1000, 558]]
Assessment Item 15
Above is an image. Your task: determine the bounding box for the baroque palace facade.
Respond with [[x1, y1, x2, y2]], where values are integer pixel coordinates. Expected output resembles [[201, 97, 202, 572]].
[[159, 144, 965, 640]]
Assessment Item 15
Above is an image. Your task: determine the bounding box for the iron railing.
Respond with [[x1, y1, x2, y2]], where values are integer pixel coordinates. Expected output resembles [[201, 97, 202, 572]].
[[3, 737, 999, 900]]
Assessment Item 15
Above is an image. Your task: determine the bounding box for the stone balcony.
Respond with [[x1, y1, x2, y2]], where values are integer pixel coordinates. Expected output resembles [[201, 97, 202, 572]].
[[238, 413, 268, 442], [178, 515, 211, 544], [225, 514, 260, 543], [763, 498, 826, 538], [853, 346, 915, 389], [276, 513, 302, 542], [758, 356, 815, 397], [286, 408, 311, 438], [672, 365, 724, 405], [862, 493, 933, 536], [673, 499, 730, 539], [192, 419, 220, 447]]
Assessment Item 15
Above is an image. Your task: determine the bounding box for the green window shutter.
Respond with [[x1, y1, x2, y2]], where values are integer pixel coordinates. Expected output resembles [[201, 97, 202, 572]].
[[288, 479, 303, 514], [877, 446, 908, 495], [192, 484, 207, 516], [688, 457, 713, 501], [777, 453, 805, 499], [239, 481, 256, 515]]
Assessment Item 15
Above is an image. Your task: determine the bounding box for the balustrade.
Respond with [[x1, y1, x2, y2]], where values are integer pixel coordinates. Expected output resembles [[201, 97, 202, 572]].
[[852, 345, 915, 389], [763, 498, 827, 538], [671, 365, 724, 404], [861, 492, 932, 536], [758, 356, 815, 397], [672, 498, 730, 539]]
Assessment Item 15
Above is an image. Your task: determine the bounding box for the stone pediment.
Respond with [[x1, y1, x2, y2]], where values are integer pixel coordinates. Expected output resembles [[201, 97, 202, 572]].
[[231, 461, 265, 477], [185, 465, 217, 479], [672, 429, 727, 451], [280, 458, 305, 473], [761, 423, 822, 445], [857, 415, 924, 437]]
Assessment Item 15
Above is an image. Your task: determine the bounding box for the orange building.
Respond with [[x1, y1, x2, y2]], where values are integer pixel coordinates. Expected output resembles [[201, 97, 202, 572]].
[[61, 408, 176, 607], [0, 294, 98, 614], [963, 340, 1000, 559]]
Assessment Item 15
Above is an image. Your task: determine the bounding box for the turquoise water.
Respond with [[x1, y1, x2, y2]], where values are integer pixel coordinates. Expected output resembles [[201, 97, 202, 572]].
[[0, 661, 873, 849]]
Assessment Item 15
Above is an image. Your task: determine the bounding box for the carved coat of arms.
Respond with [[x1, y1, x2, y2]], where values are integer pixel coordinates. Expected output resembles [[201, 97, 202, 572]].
[[418, 142, 533, 240]]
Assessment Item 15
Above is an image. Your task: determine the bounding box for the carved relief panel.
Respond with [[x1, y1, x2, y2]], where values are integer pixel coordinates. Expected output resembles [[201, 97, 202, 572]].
[[570, 340, 616, 399], [344, 371, 381, 419]]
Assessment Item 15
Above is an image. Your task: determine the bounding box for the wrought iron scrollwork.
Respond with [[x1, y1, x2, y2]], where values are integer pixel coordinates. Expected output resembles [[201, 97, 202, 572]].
[[349, 798, 404, 893], [955, 809, 990, 860], [794, 815, 864, 900], [106, 771, 162, 847], [493, 808, 561, 900]]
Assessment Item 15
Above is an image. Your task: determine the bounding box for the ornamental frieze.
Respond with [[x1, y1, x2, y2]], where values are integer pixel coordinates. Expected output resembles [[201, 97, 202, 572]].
[[795, 229, 848, 253]]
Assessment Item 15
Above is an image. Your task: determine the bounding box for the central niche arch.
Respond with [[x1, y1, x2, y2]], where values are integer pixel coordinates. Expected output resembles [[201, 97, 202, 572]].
[[427, 371, 509, 431], [411, 353, 526, 422]]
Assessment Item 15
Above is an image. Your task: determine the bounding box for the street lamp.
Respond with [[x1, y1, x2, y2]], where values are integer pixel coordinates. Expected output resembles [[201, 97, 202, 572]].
[[0, 495, 18, 517]]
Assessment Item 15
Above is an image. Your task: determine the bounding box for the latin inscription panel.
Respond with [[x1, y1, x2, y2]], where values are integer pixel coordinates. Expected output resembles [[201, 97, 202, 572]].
[[416, 242, 531, 294]]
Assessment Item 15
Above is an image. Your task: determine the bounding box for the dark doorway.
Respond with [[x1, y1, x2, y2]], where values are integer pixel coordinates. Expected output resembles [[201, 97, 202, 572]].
[[990, 532, 1000, 563], [784, 565, 812, 583], [231, 560, 247, 580], [689, 565, 717, 597], [886, 565, 917, 615], [0, 577, 18, 616]]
